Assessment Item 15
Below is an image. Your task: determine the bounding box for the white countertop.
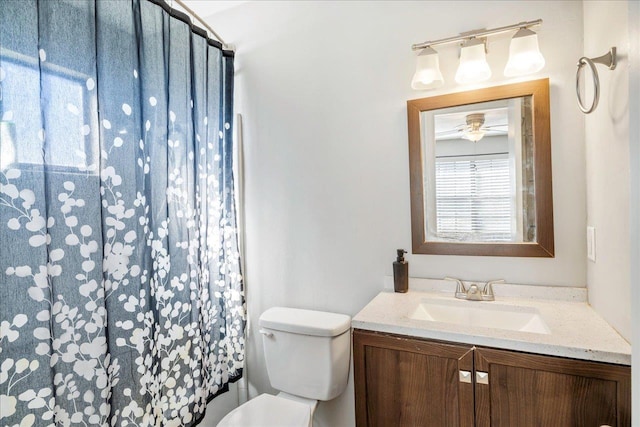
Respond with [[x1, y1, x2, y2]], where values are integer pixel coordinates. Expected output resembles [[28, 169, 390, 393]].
[[352, 280, 631, 366]]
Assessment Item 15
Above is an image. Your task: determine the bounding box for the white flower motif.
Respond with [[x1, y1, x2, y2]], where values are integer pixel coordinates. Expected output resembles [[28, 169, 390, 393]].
[[0, 394, 17, 418]]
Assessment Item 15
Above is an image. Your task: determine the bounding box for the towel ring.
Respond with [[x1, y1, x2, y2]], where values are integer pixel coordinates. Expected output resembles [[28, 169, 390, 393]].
[[576, 47, 617, 114]]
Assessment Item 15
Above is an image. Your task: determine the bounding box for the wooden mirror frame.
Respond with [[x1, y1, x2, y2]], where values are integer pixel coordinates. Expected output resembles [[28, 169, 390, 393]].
[[407, 78, 553, 257]]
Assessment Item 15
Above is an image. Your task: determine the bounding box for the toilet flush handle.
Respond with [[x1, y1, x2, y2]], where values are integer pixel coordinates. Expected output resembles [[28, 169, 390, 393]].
[[259, 329, 274, 338]]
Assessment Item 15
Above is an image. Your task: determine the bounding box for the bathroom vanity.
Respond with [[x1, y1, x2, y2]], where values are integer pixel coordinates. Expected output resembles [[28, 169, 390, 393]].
[[352, 281, 631, 427]]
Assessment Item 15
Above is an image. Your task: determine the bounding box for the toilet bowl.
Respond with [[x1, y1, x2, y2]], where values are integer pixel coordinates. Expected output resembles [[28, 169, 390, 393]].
[[216, 307, 351, 427], [217, 393, 317, 427]]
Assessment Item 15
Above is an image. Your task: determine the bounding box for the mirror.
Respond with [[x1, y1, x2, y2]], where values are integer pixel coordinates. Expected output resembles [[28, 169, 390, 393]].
[[407, 79, 553, 257]]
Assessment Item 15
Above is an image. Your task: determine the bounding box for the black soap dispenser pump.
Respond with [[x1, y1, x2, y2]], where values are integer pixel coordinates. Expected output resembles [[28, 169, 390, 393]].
[[393, 249, 408, 293]]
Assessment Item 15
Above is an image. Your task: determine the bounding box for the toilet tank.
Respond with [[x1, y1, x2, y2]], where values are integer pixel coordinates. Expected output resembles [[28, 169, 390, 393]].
[[259, 307, 351, 401]]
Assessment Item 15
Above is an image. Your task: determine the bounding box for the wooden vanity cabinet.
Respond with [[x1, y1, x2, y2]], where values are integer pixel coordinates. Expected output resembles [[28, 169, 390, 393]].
[[353, 329, 631, 427]]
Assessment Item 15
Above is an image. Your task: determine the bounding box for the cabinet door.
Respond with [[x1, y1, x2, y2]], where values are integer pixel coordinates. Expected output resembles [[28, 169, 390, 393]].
[[474, 347, 631, 427], [353, 329, 475, 427]]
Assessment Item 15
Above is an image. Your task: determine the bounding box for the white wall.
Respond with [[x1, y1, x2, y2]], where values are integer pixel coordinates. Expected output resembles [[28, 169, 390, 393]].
[[199, 1, 588, 426], [583, 1, 631, 342], [627, 0, 640, 423], [198, 383, 240, 426]]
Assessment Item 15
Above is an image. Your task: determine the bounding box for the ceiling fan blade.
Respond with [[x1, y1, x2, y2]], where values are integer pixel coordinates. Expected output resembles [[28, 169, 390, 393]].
[[435, 129, 464, 136], [482, 125, 508, 130]]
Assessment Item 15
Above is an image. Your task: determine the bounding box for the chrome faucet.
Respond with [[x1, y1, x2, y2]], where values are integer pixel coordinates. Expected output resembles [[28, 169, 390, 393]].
[[444, 278, 505, 301]]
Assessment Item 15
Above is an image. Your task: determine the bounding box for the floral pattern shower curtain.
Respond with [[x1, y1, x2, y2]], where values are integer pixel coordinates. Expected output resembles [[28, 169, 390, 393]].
[[0, 1, 245, 425]]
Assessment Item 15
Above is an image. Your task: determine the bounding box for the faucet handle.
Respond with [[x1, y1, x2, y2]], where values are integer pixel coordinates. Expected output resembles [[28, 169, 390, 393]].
[[482, 279, 505, 301], [465, 283, 483, 301], [444, 277, 467, 298]]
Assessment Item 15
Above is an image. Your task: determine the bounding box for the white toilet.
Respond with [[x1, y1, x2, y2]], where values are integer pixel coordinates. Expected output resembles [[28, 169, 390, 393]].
[[217, 307, 351, 427]]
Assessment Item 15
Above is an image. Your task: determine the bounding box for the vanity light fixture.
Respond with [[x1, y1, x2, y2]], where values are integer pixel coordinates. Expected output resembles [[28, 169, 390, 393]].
[[504, 28, 545, 77], [411, 19, 544, 90], [411, 46, 444, 90], [455, 38, 491, 84]]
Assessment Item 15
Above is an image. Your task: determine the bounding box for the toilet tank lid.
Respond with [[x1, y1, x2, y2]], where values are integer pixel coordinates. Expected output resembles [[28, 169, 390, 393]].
[[259, 307, 351, 337]]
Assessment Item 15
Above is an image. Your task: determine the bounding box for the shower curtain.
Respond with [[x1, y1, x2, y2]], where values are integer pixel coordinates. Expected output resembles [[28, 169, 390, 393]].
[[0, 1, 245, 426]]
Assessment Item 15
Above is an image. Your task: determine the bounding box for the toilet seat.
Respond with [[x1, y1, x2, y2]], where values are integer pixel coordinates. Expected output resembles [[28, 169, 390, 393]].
[[217, 393, 313, 427]]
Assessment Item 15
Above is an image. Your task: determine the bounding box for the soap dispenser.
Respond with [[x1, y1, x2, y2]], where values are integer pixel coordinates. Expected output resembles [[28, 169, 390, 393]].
[[393, 249, 408, 293]]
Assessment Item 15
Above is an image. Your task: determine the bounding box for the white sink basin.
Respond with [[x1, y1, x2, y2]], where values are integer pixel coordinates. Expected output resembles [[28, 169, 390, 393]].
[[409, 298, 551, 334]]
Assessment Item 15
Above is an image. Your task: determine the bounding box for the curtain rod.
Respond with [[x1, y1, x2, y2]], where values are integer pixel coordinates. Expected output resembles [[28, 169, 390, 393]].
[[171, 0, 233, 51], [412, 19, 542, 51]]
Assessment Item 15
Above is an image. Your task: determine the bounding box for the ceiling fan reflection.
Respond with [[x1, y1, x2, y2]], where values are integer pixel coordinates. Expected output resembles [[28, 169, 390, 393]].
[[436, 112, 507, 142]]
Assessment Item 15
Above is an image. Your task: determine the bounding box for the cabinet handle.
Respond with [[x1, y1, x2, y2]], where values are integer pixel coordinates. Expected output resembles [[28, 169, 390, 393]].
[[476, 371, 489, 385], [459, 370, 472, 383]]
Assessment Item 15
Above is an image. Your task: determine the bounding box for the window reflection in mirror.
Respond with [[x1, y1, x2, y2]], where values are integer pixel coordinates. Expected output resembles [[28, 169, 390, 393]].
[[423, 97, 535, 243]]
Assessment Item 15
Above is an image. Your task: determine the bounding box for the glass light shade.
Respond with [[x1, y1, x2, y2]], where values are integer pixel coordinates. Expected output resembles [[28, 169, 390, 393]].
[[504, 28, 545, 77], [462, 129, 486, 142], [411, 47, 444, 90], [455, 39, 491, 84], [0, 121, 17, 170]]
